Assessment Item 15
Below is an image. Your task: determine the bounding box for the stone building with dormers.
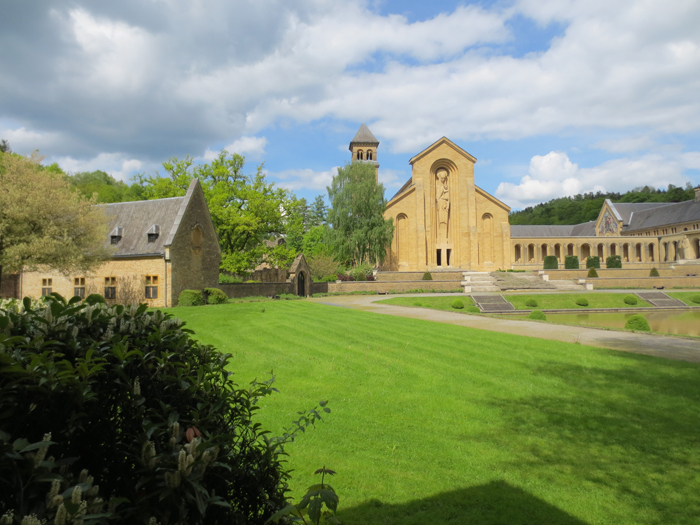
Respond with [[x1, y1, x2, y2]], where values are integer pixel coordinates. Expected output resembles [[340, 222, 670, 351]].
[[16, 178, 221, 306], [358, 124, 700, 271]]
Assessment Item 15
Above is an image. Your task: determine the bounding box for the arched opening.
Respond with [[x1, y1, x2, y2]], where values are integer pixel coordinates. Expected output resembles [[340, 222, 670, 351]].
[[693, 238, 700, 259], [357, 150, 364, 160], [479, 213, 494, 264], [396, 214, 408, 268], [528, 244, 535, 263], [610, 244, 617, 257], [662, 242, 668, 261], [541, 243, 549, 259], [649, 243, 655, 262], [367, 150, 373, 160], [554, 244, 562, 262], [567, 244, 575, 256], [635, 243, 643, 262], [623, 244, 630, 263], [514, 244, 522, 263], [597, 243, 605, 259], [581, 244, 591, 260], [297, 271, 306, 297], [672, 241, 679, 261]]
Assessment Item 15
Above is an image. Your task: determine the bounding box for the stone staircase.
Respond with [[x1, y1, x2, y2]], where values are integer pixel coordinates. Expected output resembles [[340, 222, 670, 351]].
[[490, 272, 557, 291], [472, 295, 515, 313], [547, 279, 588, 291], [461, 272, 500, 293], [636, 291, 687, 307]]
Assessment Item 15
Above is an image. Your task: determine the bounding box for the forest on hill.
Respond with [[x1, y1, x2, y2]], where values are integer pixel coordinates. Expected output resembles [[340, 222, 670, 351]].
[[508, 184, 697, 225]]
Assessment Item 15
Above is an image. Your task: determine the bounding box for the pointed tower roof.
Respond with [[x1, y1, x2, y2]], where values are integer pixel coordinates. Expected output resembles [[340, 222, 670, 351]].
[[349, 123, 379, 150]]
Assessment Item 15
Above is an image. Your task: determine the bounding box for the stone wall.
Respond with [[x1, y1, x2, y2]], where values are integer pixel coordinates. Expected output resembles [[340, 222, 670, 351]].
[[376, 271, 464, 282], [0, 273, 19, 299], [219, 282, 293, 298], [544, 267, 697, 280], [591, 276, 700, 289]]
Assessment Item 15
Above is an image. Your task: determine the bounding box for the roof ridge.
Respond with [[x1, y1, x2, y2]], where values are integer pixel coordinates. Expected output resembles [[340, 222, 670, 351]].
[[350, 123, 379, 145]]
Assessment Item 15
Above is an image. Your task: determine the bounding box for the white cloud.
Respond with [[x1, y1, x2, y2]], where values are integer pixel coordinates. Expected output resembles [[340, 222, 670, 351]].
[[496, 150, 697, 209], [201, 135, 267, 161], [593, 136, 657, 153], [51, 152, 147, 182], [0, 126, 62, 155], [269, 167, 338, 192]]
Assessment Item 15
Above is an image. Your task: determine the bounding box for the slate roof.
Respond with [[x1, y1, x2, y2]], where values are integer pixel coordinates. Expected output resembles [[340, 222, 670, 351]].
[[511, 221, 595, 237], [625, 199, 700, 232], [349, 123, 379, 147], [608, 201, 672, 225], [102, 197, 185, 257]]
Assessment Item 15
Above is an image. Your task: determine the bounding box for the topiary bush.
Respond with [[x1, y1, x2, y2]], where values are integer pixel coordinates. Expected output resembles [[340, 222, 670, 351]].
[[543, 256, 558, 270], [467, 306, 481, 313], [528, 310, 546, 320], [576, 297, 589, 307], [451, 299, 465, 309], [625, 314, 651, 332], [178, 289, 205, 306], [690, 294, 700, 305], [564, 255, 579, 269], [586, 256, 601, 269], [205, 287, 228, 304], [606, 255, 622, 268], [0, 295, 322, 524], [525, 298, 538, 308], [623, 294, 638, 305], [649, 267, 660, 277], [587, 267, 599, 278], [422, 272, 433, 281]]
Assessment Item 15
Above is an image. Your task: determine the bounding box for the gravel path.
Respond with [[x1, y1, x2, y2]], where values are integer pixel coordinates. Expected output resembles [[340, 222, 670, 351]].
[[308, 294, 700, 363]]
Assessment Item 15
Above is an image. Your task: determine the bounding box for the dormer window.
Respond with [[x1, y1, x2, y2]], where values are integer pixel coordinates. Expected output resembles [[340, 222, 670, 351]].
[[147, 224, 160, 243], [110, 227, 123, 245]]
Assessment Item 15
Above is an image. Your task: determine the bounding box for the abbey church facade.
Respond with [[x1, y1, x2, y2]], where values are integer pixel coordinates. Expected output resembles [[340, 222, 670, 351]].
[[348, 125, 700, 272]]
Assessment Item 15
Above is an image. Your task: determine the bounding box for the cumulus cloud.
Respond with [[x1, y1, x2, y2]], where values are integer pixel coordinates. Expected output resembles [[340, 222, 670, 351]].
[[496, 150, 697, 210], [269, 167, 338, 192], [201, 136, 267, 161], [51, 152, 148, 182]]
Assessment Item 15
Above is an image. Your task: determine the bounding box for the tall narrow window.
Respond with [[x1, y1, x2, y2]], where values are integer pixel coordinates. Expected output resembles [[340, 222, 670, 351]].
[[41, 278, 53, 296], [436, 249, 442, 267], [73, 277, 86, 299], [145, 276, 159, 299], [104, 277, 117, 300], [367, 150, 373, 160]]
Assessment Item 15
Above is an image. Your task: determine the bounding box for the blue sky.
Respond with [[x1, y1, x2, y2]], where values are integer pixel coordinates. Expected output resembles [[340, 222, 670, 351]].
[[1, 0, 699, 210]]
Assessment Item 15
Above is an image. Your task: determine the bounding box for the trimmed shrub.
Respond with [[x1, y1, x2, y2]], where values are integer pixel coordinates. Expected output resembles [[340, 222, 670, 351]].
[[528, 310, 546, 320], [85, 293, 106, 305], [205, 287, 228, 304], [320, 274, 338, 282], [178, 289, 204, 306], [586, 256, 601, 269], [606, 255, 622, 268], [543, 256, 558, 270], [422, 272, 433, 281], [587, 267, 599, 278], [525, 298, 538, 308], [0, 294, 312, 524], [625, 314, 651, 332], [564, 255, 579, 269], [413, 301, 423, 306], [575, 297, 589, 307], [451, 299, 465, 309], [690, 294, 700, 305], [649, 267, 660, 277], [467, 306, 481, 313], [623, 294, 638, 305]]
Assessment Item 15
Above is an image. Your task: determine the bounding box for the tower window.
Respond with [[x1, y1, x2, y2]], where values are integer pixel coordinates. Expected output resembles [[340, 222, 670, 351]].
[[367, 150, 373, 160], [357, 150, 364, 160]]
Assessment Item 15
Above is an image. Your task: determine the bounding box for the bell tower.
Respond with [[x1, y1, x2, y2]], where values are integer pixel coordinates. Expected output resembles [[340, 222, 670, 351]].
[[349, 123, 380, 182]]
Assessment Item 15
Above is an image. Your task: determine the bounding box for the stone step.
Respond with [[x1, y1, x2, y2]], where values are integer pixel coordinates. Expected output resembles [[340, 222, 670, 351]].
[[469, 285, 501, 292]]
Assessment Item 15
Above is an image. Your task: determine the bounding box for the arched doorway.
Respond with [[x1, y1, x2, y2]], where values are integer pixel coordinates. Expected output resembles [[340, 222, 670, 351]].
[[297, 272, 306, 297]]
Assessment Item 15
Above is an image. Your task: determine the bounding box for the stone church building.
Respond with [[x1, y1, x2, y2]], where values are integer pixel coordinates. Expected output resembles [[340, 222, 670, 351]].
[[349, 125, 700, 272]]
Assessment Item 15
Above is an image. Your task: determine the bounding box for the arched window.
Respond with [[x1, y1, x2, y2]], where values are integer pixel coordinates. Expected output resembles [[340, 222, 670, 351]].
[[357, 150, 364, 160], [367, 150, 373, 160]]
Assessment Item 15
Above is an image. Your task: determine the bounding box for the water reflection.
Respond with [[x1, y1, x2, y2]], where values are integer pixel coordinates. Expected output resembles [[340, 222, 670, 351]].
[[514, 311, 700, 337]]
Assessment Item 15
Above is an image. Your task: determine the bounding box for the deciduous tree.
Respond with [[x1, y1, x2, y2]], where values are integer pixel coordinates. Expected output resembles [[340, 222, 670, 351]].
[[0, 152, 110, 289], [326, 162, 394, 266]]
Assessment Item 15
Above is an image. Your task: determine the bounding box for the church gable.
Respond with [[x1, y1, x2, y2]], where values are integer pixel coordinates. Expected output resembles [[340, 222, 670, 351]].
[[409, 137, 477, 166], [595, 200, 623, 236]]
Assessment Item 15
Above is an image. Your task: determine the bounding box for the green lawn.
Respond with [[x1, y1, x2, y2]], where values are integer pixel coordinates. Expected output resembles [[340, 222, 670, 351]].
[[666, 291, 700, 306], [165, 301, 700, 525], [377, 295, 475, 311], [504, 293, 653, 310]]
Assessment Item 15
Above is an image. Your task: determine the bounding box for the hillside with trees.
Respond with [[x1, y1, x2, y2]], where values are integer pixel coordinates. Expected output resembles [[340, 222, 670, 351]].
[[509, 184, 697, 225]]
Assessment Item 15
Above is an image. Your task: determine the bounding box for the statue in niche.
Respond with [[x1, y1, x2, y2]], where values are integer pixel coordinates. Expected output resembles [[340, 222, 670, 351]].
[[436, 168, 450, 239]]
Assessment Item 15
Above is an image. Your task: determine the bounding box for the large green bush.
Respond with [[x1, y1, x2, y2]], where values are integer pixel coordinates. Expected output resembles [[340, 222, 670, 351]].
[[451, 299, 464, 309], [576, 297, 589, 307], [606, 255, 622, 268], [625, 314, 651, 332], [649, 267, 660, 277], [587, 267, 599, 278], [178, 289, 205, 306], [205, 287, 228, 304], [691, 294, 700, 305], [422, 272, 433, 281], [564, 256, 579, 269], [543, 256, 558, 270], [528, 310, 546, 320], [525, 298, 538, 308], [623, 294, 638, 305], [0, 295, 324, 524], [586, 256, 600, 269]]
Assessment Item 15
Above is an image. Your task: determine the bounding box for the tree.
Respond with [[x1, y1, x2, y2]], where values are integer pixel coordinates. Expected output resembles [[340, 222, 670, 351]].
[[135, 151, 297, 274], [67, 170, 144, 203], [0, 151, 110, 289], [309, 195, 328, 226], [326, 161, 394, 266], [0, 139, 11, 153]]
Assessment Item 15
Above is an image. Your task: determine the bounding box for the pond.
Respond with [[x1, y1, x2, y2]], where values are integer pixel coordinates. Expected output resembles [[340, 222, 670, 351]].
[[511, 310, 700, 337]]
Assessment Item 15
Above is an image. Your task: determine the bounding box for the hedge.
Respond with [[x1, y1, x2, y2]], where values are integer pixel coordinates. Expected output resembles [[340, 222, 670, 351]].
[[543, 256, 558, 270], [205, 287, 229, 304], [564, 255, 579, 269], [606, 255, 622, 268], [649, 267, 660, 277], [586, 256, 600, 269], [178, 289, 205, 306]]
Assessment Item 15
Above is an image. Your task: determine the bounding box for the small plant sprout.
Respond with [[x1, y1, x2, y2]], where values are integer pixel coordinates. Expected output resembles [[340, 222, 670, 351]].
[[266, 466, 340, 525]]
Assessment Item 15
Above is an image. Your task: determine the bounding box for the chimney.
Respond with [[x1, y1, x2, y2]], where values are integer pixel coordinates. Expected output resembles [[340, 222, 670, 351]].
[[696, 186, 700, 202]]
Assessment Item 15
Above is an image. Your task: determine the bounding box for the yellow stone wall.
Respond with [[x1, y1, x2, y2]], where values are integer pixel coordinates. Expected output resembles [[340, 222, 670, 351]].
[[20, 257, 172, 307], [383, 138, 510, 271]]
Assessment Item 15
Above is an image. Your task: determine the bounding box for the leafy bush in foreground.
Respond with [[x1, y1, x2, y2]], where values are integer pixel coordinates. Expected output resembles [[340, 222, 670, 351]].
[[623, 294, 638, 305], [0, 295, 325, 524], [528, 310, 546, 320], [451, 299, 464, 309], [625, 314, 650, 332], [178, 289, 205, 306], [205, 287, 229, 304]]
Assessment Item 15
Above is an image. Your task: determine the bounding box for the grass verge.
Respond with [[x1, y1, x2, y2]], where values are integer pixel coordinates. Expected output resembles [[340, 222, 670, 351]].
[[164, 301, 700, 525], [377, 295, 475, 311], [504, 293, 652, 310]]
